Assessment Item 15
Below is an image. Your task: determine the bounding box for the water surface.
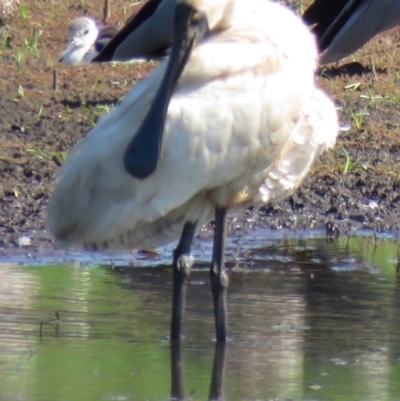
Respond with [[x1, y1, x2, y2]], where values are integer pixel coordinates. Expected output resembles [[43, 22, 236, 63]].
[[0, 231, 399, 400]]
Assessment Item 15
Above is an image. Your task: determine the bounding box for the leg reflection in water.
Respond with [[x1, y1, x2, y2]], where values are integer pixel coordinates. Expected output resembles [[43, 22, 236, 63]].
[[170, 340, 227, 401]]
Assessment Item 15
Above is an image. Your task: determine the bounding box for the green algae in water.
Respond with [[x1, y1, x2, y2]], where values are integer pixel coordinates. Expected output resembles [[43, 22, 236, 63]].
[[0, 234, 399, 401]]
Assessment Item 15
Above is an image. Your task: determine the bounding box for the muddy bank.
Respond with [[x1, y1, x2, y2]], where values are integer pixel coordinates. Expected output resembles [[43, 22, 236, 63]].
[[1, 0, 400, 254]]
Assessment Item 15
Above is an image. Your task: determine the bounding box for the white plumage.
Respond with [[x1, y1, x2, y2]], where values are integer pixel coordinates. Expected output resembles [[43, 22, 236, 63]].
[[59, 17, 117, 65], [48, 0, 338, 340], [0, 0, 19, 25]]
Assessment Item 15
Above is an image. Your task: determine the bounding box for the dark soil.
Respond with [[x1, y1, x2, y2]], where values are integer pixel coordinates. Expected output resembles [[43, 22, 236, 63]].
[[1, 0, 400, 254]]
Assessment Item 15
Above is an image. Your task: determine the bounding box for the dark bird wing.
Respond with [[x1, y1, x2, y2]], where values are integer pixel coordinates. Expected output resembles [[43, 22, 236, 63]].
[[93, 0, 173, 62], [303, 0, 364, 52]]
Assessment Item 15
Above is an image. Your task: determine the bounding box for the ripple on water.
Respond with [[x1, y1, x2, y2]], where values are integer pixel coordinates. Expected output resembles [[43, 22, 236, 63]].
[[0, 230, 399, 401]]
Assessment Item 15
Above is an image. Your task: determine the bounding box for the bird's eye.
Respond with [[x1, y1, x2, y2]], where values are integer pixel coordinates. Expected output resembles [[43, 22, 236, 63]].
[[84, 29, 89, 35], [191, 12, 202, 26]]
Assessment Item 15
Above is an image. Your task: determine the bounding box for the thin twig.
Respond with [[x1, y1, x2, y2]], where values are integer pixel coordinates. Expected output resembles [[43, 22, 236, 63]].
[[370, 56, 378, 81], [103, 0, 110, 24], [39, 319, 44, 341], [53, 69, 58, 91]]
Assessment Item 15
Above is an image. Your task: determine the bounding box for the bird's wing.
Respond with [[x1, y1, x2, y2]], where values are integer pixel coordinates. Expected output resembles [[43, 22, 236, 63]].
[[47, 61, 167, 244], [93, 0, 174, 61], [303, 0, 364, 52], [258, 88, 338, 204], [319, 0, 395, 63], [95, 25, 119, 53]]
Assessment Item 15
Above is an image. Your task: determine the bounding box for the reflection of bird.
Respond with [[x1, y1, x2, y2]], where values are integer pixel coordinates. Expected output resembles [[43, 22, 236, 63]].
[[94, 0, 400, 65], [0, 0, 19, 26], [47, 0, 338, 341], [303, 0, 400, 64], [59, 17, 118, 65]]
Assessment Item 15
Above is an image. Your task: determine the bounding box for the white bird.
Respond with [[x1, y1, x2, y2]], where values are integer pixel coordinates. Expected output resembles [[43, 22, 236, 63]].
[[59, 17, 118, 65], [0, 0, 19, 25], [303, 0, 400, 64], [47, 0, 338, 341]]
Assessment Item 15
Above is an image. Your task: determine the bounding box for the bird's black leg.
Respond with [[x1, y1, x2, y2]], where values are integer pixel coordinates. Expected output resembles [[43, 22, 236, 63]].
[[171, 220, 197, 339], [170, 339, 184, 399], [208, 341, 227, 400], [210, 207, 229, 341]]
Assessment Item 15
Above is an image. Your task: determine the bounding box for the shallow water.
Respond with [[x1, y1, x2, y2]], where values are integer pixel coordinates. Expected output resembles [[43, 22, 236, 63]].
[[1, 231, 400, 401]]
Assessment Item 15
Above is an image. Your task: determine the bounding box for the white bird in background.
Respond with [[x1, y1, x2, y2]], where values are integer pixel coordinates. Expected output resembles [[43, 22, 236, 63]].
[[303, 0, 400, 64], [94, 0, 400, 65], [59, 16, 118, 65], [0, 0, 20, 25], [47, 0, 338, 341]]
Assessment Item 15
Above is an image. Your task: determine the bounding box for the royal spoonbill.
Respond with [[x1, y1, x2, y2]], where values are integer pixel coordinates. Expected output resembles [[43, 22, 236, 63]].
[[47, 0, 338, 341], [303, 0, 400, 64], [59, 17, 118, 65]]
